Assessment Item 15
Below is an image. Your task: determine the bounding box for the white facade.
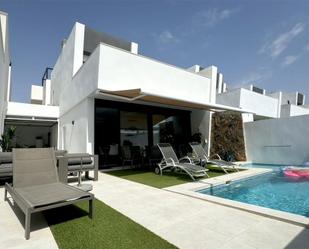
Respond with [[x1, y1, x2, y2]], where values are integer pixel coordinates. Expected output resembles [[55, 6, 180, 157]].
[[216, 88, 279, 118], [51, 22, 228, 154], [244, 115, 309, 165], [0, 11, 10, 135], [217, 86, 309, 119]]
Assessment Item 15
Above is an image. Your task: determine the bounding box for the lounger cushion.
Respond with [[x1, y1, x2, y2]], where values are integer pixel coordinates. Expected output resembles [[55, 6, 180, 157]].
[[67, 158, 93, 166], [67, 153, 93, 165], [15, 182, 91, 208], [0, 152, 12, 163], [179, 163, 207, 173], [0, 163, 12, 174], [208, 159, 236, 167], [68, 164, 95, 171]]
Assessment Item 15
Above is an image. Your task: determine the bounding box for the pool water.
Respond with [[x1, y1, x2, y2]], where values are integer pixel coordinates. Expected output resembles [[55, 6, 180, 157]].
[[198, 169, 309, 217]]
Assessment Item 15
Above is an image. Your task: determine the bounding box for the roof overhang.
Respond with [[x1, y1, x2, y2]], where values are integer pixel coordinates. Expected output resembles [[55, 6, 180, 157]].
[[97, 88, 254, 113]]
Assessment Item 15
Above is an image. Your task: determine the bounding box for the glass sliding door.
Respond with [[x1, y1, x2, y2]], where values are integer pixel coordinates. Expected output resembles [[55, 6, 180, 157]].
[[95, 107, 119, 168], [95, 99, 191, 167], [120, 111, 148, 148]]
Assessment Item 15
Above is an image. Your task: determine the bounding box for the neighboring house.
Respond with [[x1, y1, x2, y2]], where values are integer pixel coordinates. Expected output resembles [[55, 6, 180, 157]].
[[216, 84, 309, 121], [0, 12, 58, 149]]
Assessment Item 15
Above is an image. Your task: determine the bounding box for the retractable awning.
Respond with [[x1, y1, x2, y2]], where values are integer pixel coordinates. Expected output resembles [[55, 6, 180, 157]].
[[97, 88, 253, 113]]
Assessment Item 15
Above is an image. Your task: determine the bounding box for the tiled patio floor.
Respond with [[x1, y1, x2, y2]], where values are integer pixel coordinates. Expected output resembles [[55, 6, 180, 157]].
[[1, 170, 309, 249]]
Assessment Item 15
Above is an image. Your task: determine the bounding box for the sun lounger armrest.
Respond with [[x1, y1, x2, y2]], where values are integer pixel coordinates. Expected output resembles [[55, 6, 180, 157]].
[[165, 157, 176, 166], [179, 156, 193, 164]]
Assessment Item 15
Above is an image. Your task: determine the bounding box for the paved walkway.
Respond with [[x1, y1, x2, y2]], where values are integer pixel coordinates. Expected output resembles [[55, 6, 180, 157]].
[[1, 171, 309, 249], [0, 187, 58, 249], [92, 172, 309, 249]]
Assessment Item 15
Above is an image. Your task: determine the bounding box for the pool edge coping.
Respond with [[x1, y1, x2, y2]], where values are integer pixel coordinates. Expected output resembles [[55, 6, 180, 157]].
[[164, 168, 309, 228]]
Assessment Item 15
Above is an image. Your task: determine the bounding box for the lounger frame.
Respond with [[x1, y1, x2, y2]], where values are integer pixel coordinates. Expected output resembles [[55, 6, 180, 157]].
[[157, 143, 208, 180], [4, 148, 94, 239]]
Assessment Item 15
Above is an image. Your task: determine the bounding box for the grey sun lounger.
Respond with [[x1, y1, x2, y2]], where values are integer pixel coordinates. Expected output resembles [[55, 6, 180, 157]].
[[157, 143, 208, 180], [189, 142, 239, 173], [4, 148, 94, 239]]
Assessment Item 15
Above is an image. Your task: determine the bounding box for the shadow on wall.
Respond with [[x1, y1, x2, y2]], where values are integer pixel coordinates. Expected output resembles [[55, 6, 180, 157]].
[[210, 111, 246, 161]]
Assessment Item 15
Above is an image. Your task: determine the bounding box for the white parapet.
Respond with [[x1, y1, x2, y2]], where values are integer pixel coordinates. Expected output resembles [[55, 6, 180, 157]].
[[7, 102, 59, 119]]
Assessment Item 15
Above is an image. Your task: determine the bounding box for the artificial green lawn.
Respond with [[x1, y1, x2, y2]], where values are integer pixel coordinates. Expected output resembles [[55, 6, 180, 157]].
[[106, 168, 225, 188], [44, 199, 177, 249]]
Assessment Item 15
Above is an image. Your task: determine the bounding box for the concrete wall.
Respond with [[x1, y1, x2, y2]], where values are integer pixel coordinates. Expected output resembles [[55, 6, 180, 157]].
[[281, 92, 297, 105], [97, 44, 213, 105], [0, 11, 10, 136], [244, 115, 309, 165], [280, 104, 309, 118], [216, 89, 241, 107], [59, 98, 94, 153], [267, 91, 282, 117]]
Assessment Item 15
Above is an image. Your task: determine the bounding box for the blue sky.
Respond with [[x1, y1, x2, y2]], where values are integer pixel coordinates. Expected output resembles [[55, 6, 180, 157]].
[[1, 0, 309, 103]]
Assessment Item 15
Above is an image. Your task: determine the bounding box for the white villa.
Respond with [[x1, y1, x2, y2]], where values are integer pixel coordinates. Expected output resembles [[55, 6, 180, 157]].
[[1, 11, 309, 167], [1, 10, 309, 249]]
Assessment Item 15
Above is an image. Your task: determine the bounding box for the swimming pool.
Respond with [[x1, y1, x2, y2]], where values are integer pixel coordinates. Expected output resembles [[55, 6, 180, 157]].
[[197, 170, 309, 217]]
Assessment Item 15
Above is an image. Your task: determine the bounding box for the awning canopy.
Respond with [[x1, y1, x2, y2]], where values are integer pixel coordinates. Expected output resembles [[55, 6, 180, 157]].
[[97, 88, 253, 113]]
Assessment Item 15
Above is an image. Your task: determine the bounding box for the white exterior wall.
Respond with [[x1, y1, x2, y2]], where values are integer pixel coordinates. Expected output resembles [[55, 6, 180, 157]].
[[217, 88, 279, 118], [59, 98, 94, 153], [281, 92, 297, 105], [43, 79, 51, 105], [280, 104, 309, 118], [97, 44, 213, 105], [130, 42, 138, 54], [30, 85, 43, 104], [239, 89, 279, 118], [59, 45, 100, 115], [51, 22, 85, 106], [198, 66, 217, 104], [216, 89, 241, 107], [267, 91, 282, 117], [0, 12, 10, 136], [244, 115, 309, 165], [7, 102, 59, 119]]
